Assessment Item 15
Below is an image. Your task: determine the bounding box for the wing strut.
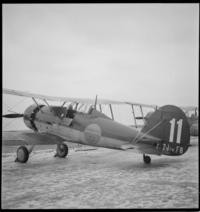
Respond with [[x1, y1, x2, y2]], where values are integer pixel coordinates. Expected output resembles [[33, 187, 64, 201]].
[[139, 105, 144, 120], [61, 101, 66, 107], [99, 104, 102, 112], [131, 104, 138, 128], [109, 104, 114, 120], [94, 95, 98, 109], [43, 99, 50, 107], [32, 97, 39, 107]]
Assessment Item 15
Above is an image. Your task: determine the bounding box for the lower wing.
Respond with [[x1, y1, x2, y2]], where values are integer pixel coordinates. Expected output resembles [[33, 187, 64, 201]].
[[2, 130, 65, 146]]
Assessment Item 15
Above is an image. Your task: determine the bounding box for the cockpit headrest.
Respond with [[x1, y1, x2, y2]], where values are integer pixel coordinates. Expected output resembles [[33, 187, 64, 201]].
[[88, 106, 94, 114]]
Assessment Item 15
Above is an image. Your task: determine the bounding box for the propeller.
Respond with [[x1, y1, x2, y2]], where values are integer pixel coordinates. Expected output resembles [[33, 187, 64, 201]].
[[135, 116, 144, 120], [2, 113, 24, 118]]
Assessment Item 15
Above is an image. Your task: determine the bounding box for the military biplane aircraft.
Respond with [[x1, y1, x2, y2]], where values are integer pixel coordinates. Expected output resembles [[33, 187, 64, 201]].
[[3, 88, 190, 164]]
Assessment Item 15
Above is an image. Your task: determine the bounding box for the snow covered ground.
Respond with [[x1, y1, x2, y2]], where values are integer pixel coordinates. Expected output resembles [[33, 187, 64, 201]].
[[2, 137, 198, 209]]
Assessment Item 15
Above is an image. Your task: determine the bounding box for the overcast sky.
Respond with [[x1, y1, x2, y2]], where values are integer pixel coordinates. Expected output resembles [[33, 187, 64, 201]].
[[3, 4, 199, 130]]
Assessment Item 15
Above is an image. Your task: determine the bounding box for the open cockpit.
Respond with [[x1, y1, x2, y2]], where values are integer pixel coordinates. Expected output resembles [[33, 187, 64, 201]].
[[50, 103, 111, 120]]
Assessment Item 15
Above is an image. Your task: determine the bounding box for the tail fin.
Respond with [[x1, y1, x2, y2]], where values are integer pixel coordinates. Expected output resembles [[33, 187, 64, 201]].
[[141, 105, 190, 156]]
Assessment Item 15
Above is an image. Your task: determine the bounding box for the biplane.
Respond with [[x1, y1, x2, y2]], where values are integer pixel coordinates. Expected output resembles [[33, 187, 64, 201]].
[[3, 88, 190, 164]]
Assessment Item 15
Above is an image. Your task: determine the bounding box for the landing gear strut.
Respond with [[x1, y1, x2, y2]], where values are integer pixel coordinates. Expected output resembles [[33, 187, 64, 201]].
[[54, 143, 68, 158], [143, 154, 151, 164]]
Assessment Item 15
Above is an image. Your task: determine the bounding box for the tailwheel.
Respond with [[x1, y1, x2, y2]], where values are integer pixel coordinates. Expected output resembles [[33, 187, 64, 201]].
[[15, 146, 29, 163], [55, 143, 68, 158], [143, 154, 151, 164]]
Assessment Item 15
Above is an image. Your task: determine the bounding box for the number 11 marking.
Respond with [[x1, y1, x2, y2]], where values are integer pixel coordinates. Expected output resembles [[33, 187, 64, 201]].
[[169, 118, 183, 144], [176, 119, 183, 144]]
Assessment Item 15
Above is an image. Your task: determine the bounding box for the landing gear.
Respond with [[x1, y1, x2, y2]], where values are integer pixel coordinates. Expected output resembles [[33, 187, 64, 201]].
[[54, 143, 68, 158], [15, 145, 35, 163], [15, 146, 29, 163], [143, 154, 151, 164]]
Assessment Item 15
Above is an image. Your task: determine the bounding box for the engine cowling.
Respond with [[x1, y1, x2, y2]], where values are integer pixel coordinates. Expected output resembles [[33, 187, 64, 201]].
[[23, 104, 44, 131]]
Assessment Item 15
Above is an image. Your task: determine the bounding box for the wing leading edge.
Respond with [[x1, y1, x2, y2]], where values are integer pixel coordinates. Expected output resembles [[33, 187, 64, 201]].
[[3, 88, 124, 105], [3, 88, 159, 108]]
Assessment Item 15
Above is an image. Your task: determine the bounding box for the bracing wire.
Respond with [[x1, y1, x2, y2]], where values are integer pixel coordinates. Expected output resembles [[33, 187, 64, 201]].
[[134, 120, 164, 144], [4, 97, 28, 113]]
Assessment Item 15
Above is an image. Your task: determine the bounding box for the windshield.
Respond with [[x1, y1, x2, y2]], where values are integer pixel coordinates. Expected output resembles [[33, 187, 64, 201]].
[[76, 104, 93, 113]]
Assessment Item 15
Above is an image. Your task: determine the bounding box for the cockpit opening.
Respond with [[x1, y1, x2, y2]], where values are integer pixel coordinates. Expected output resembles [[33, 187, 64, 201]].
[[50, 103, 98, 120], [66, 105, 76, 119]]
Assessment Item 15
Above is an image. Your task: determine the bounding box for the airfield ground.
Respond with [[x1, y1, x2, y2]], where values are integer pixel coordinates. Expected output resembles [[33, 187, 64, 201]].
[[1, 136, 198, 209]]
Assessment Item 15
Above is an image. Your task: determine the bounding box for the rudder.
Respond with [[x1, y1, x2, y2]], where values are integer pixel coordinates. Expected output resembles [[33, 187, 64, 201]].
[[141, 105, 190, 156]]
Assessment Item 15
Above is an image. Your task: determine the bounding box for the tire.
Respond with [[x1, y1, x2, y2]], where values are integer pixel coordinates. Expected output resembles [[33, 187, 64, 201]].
[[16, 146, 29, 163], [143, 155, 151, 164], [56, 143, 68, 158]]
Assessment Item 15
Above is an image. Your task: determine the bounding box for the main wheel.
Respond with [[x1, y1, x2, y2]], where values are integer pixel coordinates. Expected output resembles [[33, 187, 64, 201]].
[[55, 143, 68, 158], [15, 146, 29, 163], [143, 154, 151, 164]]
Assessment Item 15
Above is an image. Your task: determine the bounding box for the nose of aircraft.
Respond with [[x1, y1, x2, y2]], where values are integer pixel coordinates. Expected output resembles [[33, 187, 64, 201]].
[[24, 104, 37, 119], [23, 104, 44, 131]]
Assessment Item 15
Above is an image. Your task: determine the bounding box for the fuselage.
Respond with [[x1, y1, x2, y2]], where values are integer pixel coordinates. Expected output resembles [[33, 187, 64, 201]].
[[22, 104, 190, 156], [23, 104, 140, 149]]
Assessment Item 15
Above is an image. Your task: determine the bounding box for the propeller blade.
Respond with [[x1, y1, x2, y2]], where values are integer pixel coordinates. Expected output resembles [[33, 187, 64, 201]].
[[2, 113, 24, 118], [135, 116, 144, 120]]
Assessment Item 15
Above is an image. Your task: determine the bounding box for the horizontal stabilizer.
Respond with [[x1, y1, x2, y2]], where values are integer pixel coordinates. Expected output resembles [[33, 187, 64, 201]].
[[120, 144, 135, 150]]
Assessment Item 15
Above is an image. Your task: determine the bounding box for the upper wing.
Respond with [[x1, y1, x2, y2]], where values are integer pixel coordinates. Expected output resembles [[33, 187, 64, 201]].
[[180, 106, 198, 112], [125, 101, 157, 109], [3, 88, 124, 105], [3, 88, 159, 107], [126, 103, 198, 113]]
